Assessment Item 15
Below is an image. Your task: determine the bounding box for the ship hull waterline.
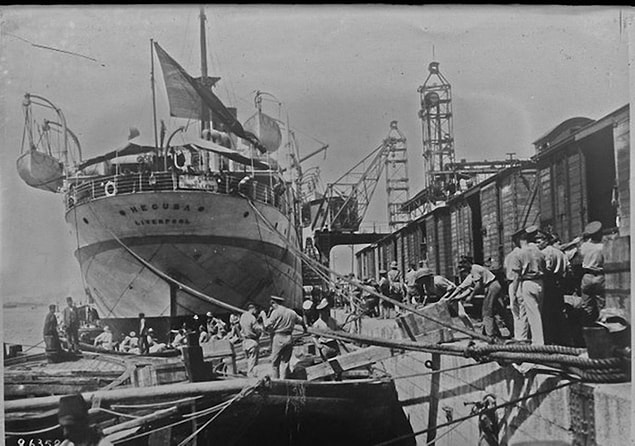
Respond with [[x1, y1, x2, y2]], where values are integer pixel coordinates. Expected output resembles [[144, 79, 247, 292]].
[[65, 190, 303, 326]]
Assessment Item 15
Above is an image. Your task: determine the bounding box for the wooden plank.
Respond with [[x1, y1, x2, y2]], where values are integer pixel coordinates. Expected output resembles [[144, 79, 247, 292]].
[[305, 346, 395, 381]]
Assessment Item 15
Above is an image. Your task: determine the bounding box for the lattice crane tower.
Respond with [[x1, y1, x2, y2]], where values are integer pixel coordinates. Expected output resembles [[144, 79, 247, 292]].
[[418, 62, 456, 195], [384, 121, 410, 231]]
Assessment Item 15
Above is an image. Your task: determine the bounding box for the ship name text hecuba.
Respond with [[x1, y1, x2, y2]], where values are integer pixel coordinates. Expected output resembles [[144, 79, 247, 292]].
[[118, 202, 206, 225]]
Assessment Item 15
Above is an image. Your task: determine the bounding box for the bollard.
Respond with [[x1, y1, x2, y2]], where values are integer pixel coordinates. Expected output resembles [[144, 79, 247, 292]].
[[582, 326, 613, 359], [181, 331, 209, 382]]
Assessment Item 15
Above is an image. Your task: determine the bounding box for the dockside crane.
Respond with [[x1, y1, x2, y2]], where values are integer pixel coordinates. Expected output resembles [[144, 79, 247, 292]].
[[310, 121, 410, 233]]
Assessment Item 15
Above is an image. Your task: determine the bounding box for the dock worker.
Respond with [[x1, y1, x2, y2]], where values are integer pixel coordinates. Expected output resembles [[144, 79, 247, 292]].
[[263, 295, 307, 379], [405, 263, 421, 305], [448, 257, 511, 338], [62, 297, 81, 353], [311, 298, 341, 359], [146, 328, 167, 354], [302, 298, 318, 326], [505, 228, 528, 342], [537, 231, 573, 346], [579, 221, 605, 325], [93, 325, 114, 350], [420, 273, 454, 304], [240, 303, 264, 377], [43, 304, 63, 358], [138, 313, 149, 355], [413, 260, 432, 304], [58, 393, 112, 446], [120, 331, 138, 353], [171, 327, 189, 349], [378, 270, 393, 319], [387, 261, 405, 306], [198, 325, 211, 344], [510, 225, 547, 345]]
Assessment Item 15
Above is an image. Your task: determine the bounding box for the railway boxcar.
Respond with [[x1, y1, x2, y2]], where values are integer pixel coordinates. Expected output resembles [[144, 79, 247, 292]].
[[534, 105, 630, 315]]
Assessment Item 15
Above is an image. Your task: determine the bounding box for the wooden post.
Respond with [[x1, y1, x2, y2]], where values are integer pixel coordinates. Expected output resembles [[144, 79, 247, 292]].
[[170, 283, 178, 319], [6, 378, 259, 412], [426, 353, 441, 445], [182, 332, 208, 382]]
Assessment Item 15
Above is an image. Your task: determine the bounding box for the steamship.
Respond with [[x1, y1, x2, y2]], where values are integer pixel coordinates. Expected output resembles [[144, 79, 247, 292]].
[[16, 12, 304, 326]]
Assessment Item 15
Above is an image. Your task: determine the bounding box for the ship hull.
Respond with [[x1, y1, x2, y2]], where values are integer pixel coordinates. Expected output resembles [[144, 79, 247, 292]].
[[65, 191, 302, 319]]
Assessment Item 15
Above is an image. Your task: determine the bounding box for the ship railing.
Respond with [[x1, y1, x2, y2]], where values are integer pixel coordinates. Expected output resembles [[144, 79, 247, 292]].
[[66, 171, 288, 213]]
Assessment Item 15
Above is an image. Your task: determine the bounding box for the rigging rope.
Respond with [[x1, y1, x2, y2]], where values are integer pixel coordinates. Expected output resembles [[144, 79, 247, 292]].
[[245, 199, 492, 342], [175, 378, 266, 446]]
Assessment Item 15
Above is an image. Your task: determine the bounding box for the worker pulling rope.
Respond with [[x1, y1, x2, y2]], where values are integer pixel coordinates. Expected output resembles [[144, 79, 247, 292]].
[[95, 201, 628, 384], [245, 200, 491, 343]]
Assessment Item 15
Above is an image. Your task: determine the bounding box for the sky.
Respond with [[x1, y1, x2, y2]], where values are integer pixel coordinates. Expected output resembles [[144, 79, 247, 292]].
[[0, 5, 632, 303]]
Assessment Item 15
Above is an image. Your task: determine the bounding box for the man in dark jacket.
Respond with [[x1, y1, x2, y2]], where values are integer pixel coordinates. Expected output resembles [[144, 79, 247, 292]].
[[62, 297, 80, 353], [43, 304, 62, 359]]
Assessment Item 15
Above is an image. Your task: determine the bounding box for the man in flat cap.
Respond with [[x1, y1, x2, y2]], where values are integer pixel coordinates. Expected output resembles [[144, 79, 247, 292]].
[[58, 393, 112, 445], [263, 295, 307, 379], [509, 225, 547, 345], [579, 221, 605, 325]]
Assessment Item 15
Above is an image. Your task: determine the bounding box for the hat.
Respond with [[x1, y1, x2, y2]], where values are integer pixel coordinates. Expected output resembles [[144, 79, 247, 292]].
[[302, 300, 314, 311], [148, 328, 155, 333], [316, 298, 329, 310], [103, 325, 111, 332], [390, 261, 398, 269], [206, 311, 213, 318], [129, 331, 136, 337], [379, 269, 387, 275], [270, 295, 285, 303], [524, 225, 539, 236], [66, 296, 73, 302], [584, 221, 602, 236], [58, 394, 88, 423], [596, 308, 629, 333]]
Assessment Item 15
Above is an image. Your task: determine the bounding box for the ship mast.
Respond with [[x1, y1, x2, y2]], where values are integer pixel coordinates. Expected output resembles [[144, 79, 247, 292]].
[[199, 7, 210, 136]]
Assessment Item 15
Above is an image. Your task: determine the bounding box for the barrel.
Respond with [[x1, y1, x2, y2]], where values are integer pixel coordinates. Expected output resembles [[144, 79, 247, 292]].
[[44, 335, 62, 363]]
